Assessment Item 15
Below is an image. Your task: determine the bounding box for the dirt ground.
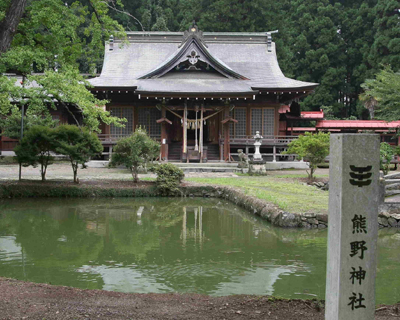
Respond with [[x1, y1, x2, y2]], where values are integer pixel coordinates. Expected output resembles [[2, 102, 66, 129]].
[[0, 278, 399, 320]]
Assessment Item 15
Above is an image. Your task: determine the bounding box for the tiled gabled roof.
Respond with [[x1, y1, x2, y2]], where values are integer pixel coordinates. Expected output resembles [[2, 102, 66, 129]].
[[88, 28, 318, 95]]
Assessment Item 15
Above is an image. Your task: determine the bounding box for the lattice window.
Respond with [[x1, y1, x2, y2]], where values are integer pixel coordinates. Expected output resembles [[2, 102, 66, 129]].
[[228, 108, 247, 138], [251, 109, 263, 135], [110, 107, 133, 137], [234, 108, 247, 137], [263, 109, 275, 137], [138, 107, 161, 137], [251, 108, 275, 136]]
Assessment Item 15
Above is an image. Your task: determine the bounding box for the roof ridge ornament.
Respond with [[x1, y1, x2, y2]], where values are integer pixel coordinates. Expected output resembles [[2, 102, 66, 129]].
[[266, 30, 278, 52], [179, 21, 208, 48]]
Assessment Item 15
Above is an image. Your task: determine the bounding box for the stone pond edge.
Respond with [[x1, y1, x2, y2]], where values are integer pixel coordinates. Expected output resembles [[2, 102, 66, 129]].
[[0, 182, 399, 228]]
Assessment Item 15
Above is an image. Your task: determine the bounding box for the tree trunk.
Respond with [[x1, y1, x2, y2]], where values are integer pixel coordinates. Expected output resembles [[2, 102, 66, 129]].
[[131, 167, 139, 183], [41, 163, 46, 181], [0, 0, 29, 55], [71, 161, 78, 183]]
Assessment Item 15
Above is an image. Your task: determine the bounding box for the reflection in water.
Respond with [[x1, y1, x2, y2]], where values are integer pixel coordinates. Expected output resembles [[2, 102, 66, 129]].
[[0, 198, 399, 304]]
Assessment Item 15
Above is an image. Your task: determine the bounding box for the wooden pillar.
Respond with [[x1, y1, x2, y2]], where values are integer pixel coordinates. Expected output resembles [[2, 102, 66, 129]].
[[223, 105, 230, 161], [161, 106, 168, 160], [200, 105, 204, 163], [183, 103, 188, 162]]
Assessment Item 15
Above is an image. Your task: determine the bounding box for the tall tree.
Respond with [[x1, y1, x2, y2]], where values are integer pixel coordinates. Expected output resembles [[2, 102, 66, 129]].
[[368, 0, 400, 71], [0, 0, 29, 55], [0, 0, 127, 133], [360, 66, 400, 121]]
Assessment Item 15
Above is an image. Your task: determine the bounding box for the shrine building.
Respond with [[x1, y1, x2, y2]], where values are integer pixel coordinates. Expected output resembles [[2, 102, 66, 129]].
[[87, 24, 318, 162]]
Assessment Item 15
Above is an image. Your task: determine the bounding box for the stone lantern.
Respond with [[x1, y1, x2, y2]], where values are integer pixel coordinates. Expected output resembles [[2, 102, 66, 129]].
[[253, 131, 263, 161]]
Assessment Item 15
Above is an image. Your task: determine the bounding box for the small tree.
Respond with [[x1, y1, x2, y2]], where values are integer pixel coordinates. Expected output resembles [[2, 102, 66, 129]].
[[54, 125, 102, 183], [284, 132, 330, 180], [380, 142, 394, 175], [14, 125, 56, 181], [110, 128, 160, 183]]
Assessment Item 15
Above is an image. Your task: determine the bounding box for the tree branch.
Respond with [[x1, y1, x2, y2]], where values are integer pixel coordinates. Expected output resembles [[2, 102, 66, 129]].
[[100, 0, 145, 31]]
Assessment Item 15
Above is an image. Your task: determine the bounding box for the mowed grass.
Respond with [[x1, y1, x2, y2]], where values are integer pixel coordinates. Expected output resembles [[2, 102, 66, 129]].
[[186, 176, 329, 214]]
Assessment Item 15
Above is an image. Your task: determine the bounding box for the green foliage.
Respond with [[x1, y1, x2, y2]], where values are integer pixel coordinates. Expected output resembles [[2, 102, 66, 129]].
[[14, 126, 56, 181], [0, 182, 158, 198], [0, 105, 58, 139], [283, 132, 330, 180], [368, 0, 400, 71], [0, 70, 126, 134], [380, 142, 394, 175], [0, 0, 127, 134], [53, 125, 103, 183], [151, 163, 184, 196], [360, 66, 400, 121], [0, 0, 126, 74], [110, 128, 160, 182]]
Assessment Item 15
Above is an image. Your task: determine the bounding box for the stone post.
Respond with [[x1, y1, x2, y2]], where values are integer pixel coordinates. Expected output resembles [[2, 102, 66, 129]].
[[325, 134, 380, 320], [273, 145, 277, 162]]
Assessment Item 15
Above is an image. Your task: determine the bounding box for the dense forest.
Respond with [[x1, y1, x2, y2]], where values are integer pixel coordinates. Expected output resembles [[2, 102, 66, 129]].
[[106, 0, 399, 119], [1, 0, 399, 120]]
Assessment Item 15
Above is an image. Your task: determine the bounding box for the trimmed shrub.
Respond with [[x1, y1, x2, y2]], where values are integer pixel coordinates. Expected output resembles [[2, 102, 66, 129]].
[[110, 128, 160, 183], [380, 142, 394, 175], [151, 163, 184, 196]]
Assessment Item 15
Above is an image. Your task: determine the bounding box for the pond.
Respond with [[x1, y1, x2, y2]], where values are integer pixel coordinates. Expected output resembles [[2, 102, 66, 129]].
[[0, 198, 399, 305]]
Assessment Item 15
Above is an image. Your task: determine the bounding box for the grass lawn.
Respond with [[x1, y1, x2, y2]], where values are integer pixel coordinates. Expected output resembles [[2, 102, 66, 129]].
[[186, 175, 329, 214]]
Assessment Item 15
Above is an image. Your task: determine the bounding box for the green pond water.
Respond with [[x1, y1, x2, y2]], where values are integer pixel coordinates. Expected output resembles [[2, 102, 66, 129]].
[[0, 198, 399, 304]]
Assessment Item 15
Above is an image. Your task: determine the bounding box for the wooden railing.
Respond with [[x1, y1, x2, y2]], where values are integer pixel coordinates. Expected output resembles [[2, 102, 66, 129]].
[[220, 135, 298, 146], [97, 134, 161, 142]]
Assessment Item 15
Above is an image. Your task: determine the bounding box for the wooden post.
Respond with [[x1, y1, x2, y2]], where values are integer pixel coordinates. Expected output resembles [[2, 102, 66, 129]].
[[161, 106, 167, 160], [273, 145, 277, 162], [223, 105, 230, 161], [200, 105, 204, 163], [183, 103, 188, 162]]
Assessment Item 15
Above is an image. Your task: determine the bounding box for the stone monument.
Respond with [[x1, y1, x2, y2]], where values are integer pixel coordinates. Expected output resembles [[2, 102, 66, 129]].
[[253, 131, 263, 161], [237, 149, 249, 168], [325, 134, 380, 320]]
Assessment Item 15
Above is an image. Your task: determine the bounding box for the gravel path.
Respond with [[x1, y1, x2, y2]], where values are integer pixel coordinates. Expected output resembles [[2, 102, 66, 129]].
[[0, 163, 240, 181]]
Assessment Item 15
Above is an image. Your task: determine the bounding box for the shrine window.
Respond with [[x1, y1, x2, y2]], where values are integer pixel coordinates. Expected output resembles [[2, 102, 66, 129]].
[[138, 107, 161, 138], [110, 107, 133, 137], [251, 108, 275, 136], [229, 107, 247, 138]]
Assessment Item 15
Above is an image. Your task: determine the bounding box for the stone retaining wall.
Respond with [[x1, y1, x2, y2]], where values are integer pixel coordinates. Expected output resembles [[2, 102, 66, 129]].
[[378, 204, 400, 228], [185, 185, 329, 229], [187, 185, 399, 229]]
